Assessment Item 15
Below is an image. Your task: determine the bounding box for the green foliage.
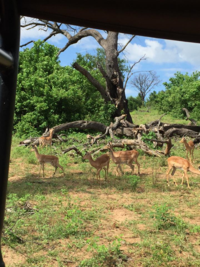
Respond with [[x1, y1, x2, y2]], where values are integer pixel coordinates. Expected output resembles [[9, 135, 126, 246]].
[[141, 131, 157, 148], [126, 175, 140, 191], [149, 71, 200, 121], [148, 242, 175, 265], [146, 90, 159, 107], [150, 204, 187, 232], [76, 48, 129, 79], [127, 95, 143, 111], [15, 42, 118, 137], [80, 239, 127, 267], [16, 41, 84, 137]]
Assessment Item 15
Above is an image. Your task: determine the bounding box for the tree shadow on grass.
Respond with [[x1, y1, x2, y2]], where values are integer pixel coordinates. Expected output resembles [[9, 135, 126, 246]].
[[7, 170, 144, 197]]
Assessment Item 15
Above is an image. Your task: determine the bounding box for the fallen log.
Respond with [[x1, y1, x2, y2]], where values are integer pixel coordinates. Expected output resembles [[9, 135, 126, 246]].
[[110, 139, 166, 157], [163, 124, 200, 132], [53, 120, 107, 133], [164, 128, 199, 138]]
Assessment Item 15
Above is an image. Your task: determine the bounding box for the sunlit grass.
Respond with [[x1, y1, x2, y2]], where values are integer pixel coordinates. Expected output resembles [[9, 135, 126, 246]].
[[4, 124, 200, 266]]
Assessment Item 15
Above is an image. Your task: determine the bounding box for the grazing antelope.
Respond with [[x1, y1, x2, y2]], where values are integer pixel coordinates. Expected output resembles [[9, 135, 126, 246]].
[[83, 152, 110, 181], [107, 142, 140, 175], [32, 145, 65, 177], [166, 156, 200, 189], [180, 137, 195, 163], [39, 128, 54, 147]]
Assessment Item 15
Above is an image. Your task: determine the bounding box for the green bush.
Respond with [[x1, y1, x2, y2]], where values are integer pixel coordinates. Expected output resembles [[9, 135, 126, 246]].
[[150, 204, 188, 232], [126, 175, 140, 191]]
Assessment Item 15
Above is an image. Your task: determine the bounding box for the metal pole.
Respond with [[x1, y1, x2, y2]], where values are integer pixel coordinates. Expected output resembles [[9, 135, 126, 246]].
[[0, 0, 20, 265]]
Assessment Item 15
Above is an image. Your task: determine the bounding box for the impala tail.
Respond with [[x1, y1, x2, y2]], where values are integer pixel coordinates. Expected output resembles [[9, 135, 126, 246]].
[[189, 165, 200, 175]]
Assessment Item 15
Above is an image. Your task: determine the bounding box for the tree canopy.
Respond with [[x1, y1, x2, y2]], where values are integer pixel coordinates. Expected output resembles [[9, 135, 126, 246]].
[[148, 71, 200, 120], [15, 41, 116, 137]]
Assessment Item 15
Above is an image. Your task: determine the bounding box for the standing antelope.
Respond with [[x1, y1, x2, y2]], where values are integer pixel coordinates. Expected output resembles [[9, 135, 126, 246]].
[[39, 128, 54, 147], [107, 142, 140, 175], [166, 156, 200, 189], [180, 137, 195, 163], [83, 152, 110, 181], [32, 145, 65, 177]]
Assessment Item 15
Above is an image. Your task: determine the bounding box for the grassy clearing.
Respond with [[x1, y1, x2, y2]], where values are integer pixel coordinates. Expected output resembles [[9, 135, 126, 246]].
[[131, 109, 189, 125], [2, 111, 200, 266]]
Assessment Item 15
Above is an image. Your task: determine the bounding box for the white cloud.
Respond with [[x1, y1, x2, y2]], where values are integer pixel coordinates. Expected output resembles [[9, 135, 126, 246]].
[[73, 36, 101, 51], [125, 88, 138, 97], [119, 35, 200, 67]]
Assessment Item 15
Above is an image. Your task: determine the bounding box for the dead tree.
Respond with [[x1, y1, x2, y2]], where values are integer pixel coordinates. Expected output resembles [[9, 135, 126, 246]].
[[21, 19, 147, 123], [131, 71, 160, 105]]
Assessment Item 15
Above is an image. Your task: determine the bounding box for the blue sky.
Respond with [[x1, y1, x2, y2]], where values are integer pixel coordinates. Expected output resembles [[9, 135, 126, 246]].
[[20, 18, 200, 98]]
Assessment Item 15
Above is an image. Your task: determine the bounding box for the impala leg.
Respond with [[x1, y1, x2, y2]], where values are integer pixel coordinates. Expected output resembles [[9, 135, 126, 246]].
[[181, 172, 185, 185], [106, 161, 109, 180], [97, 169, 100, 183], [53, 166, 58, 177], [42, 164, 45, 178], [39, 164, 41, 177], [102, 167, 107, 180], [166, 167, 173, 186], [185, 171, 190, 189], [118, 164, 124, 175], [58, 164, 65, 176], [191, 148, 194, 163], [171, 166, 177, 186], [116, 165, 120, 176], [134, 158, 140, 175], [128, 162, 134, 174]]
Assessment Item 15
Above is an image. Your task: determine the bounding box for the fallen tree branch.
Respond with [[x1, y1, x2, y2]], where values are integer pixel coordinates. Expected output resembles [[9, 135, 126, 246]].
[[182, 108, 197, 125], [61, 146, 83, 156], [164, 128, 199, 138]]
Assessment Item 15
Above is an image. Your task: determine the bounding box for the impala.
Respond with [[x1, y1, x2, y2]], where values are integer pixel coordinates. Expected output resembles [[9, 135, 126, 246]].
[[83, 152, 110, 181], [107, 142, 140, 175], [39, 128, 54, 147], [166, 156, 200, 189], [180, 137, 195, 163], [32, 145, 65, 177]]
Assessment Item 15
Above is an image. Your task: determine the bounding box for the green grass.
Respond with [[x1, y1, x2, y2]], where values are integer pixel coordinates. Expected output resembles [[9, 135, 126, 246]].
[[3, 118, 200, 266], [131, 108, 189, 125]]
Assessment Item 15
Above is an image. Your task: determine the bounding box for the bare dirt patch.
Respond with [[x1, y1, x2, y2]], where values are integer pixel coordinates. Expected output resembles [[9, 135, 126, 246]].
[[2, 245, 26, 266]]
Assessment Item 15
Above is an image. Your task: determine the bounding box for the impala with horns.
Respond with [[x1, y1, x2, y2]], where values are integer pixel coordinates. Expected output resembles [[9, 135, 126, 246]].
[[107, 142, 140, 175], [166, 156, 200, 189]]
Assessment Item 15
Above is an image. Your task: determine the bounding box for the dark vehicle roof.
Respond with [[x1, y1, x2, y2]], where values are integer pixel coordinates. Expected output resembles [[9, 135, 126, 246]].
[[17, 0, 200, 43]]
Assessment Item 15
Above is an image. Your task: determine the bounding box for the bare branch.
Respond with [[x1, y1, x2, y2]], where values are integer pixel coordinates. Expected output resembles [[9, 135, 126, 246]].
[[58, 28, 107, 56], [73, 62, 110, 101], [131, 71, 160, 103], [20, 40, 34, 48], [124, 55, 146, 89], [97, 63, 113, 99], [43, 31, 58, 42], [182, 108, 197, 125], [117, 35, 135, 55]]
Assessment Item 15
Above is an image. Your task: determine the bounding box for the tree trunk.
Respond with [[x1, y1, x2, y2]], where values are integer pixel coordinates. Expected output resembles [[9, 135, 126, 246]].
[[104, 32, 132, 122]]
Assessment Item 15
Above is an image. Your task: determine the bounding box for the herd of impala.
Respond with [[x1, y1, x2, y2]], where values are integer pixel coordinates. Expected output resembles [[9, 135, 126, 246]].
[[31, 128, 200, 189]]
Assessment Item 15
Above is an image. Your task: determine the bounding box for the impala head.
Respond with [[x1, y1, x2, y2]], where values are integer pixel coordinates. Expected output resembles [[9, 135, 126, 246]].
[[83, 152, 91, 160], [107, 142, 113, 150], [49, 128, 54, 134], [31, 145, 37, 152], [180, 137, 186, 143]]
